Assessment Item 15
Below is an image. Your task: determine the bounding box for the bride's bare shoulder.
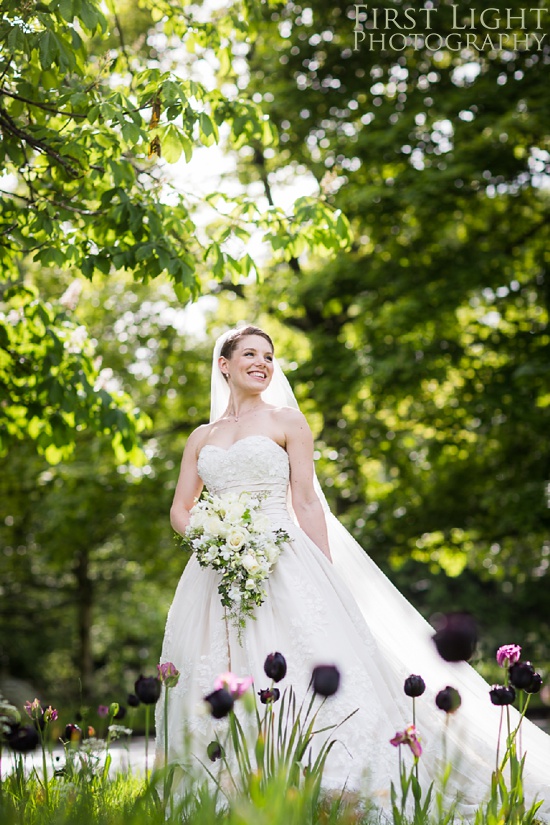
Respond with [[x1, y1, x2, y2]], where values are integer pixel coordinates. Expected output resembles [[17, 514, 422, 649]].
[[269, 406, 310, 431], [185, 423, 215, 456]]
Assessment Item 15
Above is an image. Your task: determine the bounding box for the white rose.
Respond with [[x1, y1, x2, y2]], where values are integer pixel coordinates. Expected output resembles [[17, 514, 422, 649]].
[[264, 544, 280, 564], [244, 578, 256, 590], [250, 514, 271, 534], [241, 554, 260, 574], [204, 515, 223, 536], [190, 510, 207, 530], [227, 528, 248, 550], [224, 502, 247, 523]]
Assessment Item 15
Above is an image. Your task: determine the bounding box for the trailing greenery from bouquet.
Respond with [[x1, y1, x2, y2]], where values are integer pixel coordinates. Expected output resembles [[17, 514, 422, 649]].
[[181, 491, 289, 640]]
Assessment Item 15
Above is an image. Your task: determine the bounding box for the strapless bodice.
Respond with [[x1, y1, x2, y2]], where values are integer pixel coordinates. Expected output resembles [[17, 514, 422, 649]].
[[197, 435, 292, 523]]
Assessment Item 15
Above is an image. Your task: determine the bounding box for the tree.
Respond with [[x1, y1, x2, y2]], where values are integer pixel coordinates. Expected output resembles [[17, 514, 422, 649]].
[[234, 0, 550, 648], [0, 0, 351, 459]]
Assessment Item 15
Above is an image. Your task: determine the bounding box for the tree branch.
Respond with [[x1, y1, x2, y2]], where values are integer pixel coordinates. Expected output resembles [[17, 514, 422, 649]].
[[0, 87, 87, 119], [0, 106, 81, 177]]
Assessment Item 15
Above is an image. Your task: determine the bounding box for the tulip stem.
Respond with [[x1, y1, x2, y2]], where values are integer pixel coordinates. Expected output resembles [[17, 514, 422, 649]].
[[163, 685, 169, 805], [412, 698, 419, 783], [144, 705, 150, 785], [39, 727, 50, 808], [496, 706, 503, 775]]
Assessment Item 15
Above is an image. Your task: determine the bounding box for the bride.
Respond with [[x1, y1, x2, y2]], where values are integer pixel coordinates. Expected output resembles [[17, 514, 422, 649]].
[[156, 325, 550, 817]]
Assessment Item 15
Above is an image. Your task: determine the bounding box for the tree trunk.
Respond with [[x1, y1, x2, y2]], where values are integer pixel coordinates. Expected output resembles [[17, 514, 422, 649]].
[[75, 548, 94, 701]]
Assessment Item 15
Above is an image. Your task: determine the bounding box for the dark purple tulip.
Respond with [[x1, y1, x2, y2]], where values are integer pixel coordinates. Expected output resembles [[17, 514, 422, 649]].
[[7, 725, 40, 753], [509, 662, 535, 690], [207, 740, 225, 762], [435, 686, 462, 714], [204, 688, 234, 719], [127, 693, 140, 708], [404, 675, 426, 698], [264, 652, 287, 683], [64, 723, 82, 743], [258, 688, 280, 704], [489, 685, 516, 706], [134, 675, 161, 705], [114, 705, 127, 720], [311, 665, 341, 697], [432, 612, 478, 662], [525, 673, 543, 695]]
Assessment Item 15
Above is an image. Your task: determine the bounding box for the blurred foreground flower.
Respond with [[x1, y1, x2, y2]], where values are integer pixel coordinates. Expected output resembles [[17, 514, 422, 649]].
[[435, 686, 462, 714], [311, 665, 340, 697], [258, 687, 280, 704], [8, 724, 40, 753], [157, 662, 180, 688], [204, 688, 234, 719], [43, 706, 58, 723], [24, 698, 43, 720], [404, 675, 426, 698], [214, 672, 253, 698], [134, 675, 161, 705], [64, 723, 82, 743], [390, 724, 422, 758], [264, 652, 287, 682], [489, 685, 516, 706], [432, 612, 477, 662], [496, 644, 521, 667]]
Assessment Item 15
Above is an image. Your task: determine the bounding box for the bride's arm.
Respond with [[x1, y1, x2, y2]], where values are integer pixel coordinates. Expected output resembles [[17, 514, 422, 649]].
[[284, 411, 332, 563], [170, 428, 205, 536]]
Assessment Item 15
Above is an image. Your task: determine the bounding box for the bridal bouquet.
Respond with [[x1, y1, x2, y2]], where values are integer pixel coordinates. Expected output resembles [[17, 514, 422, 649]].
[[181, 491, 289, 639]]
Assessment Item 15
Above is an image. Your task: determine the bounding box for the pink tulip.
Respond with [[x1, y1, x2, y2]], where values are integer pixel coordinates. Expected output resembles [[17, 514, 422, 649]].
[[496, 644, 521, 667], [157, 661, 180, 687], [390, 723, 423, 758], [214, 672, 254, 698]]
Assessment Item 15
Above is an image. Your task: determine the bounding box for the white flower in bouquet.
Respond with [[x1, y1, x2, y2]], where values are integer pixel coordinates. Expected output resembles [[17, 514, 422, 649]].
[[227, 527, 249, 550], [250, 513, 271, 534], [241, 553, 260, 574]]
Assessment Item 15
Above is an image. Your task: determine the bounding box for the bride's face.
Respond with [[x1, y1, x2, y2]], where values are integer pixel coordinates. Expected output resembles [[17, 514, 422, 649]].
[[221, 335, 274, 392]]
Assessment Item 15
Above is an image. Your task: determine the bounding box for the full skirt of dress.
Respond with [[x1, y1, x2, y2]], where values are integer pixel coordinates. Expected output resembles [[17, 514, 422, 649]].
[[156, 436, 550, 820]]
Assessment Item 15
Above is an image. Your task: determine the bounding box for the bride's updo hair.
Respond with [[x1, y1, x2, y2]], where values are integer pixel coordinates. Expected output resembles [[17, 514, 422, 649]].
[[219, 326, 274, 360]]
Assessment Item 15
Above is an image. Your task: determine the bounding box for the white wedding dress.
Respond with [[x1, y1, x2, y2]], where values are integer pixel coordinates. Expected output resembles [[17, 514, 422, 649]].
[[156, 434, 550, 819]]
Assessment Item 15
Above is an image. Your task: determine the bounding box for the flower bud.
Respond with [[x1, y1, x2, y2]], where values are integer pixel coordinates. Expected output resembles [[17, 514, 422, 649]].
[[207, 740, 225, 762], [489, 685, 516, 706], [97, 705, 109, 718], [114, 705, 127, 720], [127, 693, 140, 708], [311, 665, 340, 697], [496, 644, 521, 667], [509, 662, 535, 690], [435, 686, 462, 714], [134, 675, 162, 705], [432, 612, 477, 662], [263, 652, 287, 683], [404, 675, 426, 698], [204, 688, 234, 719], [258, 688, 280, 704]]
